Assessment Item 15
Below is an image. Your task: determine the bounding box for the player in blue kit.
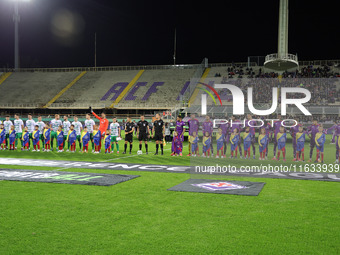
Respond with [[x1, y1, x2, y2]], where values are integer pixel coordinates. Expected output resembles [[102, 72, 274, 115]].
[[202, 131, 211, 158], [258, 128, 268, 160], [57, 126, 64, 153], [315, 125, 326, 163], [81, 126, 90, 153], [243, 126, 252, 159], [276, 126, 287, 161], [230, 128, 240, 159], [296, 126, 307, 162], [8, 125, 16, 151], [32, 125, 40, 152], [190, 131, 199, 157], [105, 130, 111, 154], [216, 128, 225, 158]]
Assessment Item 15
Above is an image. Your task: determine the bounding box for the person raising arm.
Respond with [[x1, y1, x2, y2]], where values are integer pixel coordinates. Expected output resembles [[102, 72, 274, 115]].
[[90, 107, 109, 151]]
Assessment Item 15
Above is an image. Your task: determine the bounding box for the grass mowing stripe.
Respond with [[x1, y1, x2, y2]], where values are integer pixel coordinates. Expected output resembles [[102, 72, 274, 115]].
[[0, 168, 339, 254], [0, 139, 339, 254]]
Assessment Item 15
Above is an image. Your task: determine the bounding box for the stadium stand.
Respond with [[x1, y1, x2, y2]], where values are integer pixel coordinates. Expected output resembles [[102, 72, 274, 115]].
[[115, 68, 196, 109], [109, 70, 145, 107], [52, 70, 142, 108], [194, 65, 340, 107], [44, 71, 87, 108], [0, 62, 339, 111], [0, 72, 82, 107]]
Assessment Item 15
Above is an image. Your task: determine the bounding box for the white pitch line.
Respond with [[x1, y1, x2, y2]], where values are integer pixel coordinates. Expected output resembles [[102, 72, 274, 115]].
[[102, 154, 139, 162]]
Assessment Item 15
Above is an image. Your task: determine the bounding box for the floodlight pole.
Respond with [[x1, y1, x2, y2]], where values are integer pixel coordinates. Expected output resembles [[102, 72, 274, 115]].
[[94, 32, 97, 71], [278, 0, 289, 59], [173, 28, 176, 65], [13, 0, 20, 71]]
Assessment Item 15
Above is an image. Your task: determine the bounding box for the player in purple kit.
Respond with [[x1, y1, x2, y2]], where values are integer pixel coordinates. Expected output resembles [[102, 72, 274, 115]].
[[172, 115, 185, 155], [219, 114, 230, 156], [187, 113, 199, 156], [290, 117, 303, 161], [271, 115, 282, 160], [307, 119, 320, 162], [263, 122, 272, 159], [202, 115, 214, 156], [175, 115, 186, 141], [328, 120, 337, 144], [327, 120, 340, 163], [245, 114, 256, 159], [230, 116, 243, 158]]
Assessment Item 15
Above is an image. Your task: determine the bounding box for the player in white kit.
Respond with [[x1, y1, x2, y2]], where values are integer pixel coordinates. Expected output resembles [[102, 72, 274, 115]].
[[110, 117, 121, 153], [50, 114, 63, 151], [14, 113, 24, 150], [63, 116, 71, 151], [3, 115, 13, 149], [36, 116, 45, 150], [26, 113, 36, 149], [85, 113, 96, 152], [72, 116, 83, 152]]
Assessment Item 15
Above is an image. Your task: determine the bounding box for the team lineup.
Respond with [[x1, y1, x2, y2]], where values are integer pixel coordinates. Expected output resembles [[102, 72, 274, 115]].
[[0, 111, 339, 164], [0, 110, 166, 155], [182, 114, 339, 164]]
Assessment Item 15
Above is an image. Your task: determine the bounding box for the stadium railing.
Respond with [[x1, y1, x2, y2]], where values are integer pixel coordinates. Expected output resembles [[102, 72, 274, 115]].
[[0, 62, 259, 73], [1, 59, 339, 74], [0, 102, 184, 110], [1, 102, 339, 113], [265, 53, 299, 64]]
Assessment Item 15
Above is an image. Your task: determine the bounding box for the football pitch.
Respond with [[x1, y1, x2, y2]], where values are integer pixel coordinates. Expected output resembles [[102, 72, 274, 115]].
[[0, 137, 339, 254]]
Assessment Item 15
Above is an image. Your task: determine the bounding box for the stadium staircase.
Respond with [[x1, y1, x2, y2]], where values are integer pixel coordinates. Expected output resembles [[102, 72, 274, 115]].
[[43, 71, 87, 108], [0, 72, 83, 108], [0, 72, 12, 86]]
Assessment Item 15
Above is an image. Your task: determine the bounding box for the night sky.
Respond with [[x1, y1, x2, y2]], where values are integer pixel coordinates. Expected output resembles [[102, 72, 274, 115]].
[[0, 0, 339, 68]]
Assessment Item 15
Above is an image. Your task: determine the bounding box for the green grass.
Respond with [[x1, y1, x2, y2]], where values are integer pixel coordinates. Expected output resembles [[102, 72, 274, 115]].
[[0, 135, 339, 254]]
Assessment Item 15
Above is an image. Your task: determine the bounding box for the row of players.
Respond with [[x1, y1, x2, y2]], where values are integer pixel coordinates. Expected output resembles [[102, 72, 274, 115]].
[[1, 112, 340, 162], [184, 125, 330, 163], [0, 112, 166, 155], [174, 114, 340, 163]]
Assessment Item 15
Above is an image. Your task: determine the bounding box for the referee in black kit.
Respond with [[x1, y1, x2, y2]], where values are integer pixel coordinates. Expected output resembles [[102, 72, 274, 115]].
[[152, 113, 165, 155], [137, 115, 150, 154], [123, 116, 135, 154]]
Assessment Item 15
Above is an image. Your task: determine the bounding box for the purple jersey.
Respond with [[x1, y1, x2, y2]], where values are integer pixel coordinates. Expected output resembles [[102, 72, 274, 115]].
[[273, 120, 282, 135], [335, 124, 340, 137], [290, 124, 302, 138], [328, 124, 340, 137], [263, 123, 272, 137], [176, 121, 185, 136], [245, 120, 256, 135], [202, 121, 213, 135], [307, 124, 320, 139], [219, 122, 230, 135], [188, 119, 199, 136], [229, 119, 243, 133]]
